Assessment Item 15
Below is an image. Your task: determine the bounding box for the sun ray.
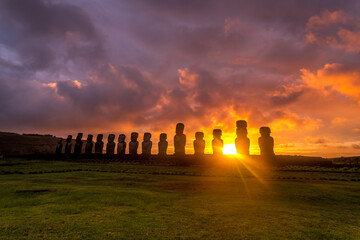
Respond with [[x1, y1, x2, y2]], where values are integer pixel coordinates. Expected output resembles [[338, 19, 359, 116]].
[[238, 157, 268, 186], [233, 160, 252, 200]]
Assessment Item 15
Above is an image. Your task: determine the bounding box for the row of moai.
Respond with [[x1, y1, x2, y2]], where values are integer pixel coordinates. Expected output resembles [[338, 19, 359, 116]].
[[56, 121, 274, 158]]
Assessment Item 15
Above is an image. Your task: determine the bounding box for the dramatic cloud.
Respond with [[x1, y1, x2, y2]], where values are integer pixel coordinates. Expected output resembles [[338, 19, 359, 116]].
[[300, 63, 360, 102], [0, 0, 360, 156], [306, 9, 360, 52]]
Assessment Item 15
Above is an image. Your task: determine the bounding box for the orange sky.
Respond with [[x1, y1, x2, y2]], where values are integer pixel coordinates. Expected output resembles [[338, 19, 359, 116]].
[[0, 1, 360, 157]]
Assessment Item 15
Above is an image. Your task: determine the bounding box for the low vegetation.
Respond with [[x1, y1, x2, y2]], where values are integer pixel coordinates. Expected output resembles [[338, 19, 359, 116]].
[[0, 159, 360, 239]]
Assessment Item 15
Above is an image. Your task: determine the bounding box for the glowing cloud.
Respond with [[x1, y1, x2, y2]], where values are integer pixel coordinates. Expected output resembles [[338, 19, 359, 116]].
[[300, 63, 360, 102]]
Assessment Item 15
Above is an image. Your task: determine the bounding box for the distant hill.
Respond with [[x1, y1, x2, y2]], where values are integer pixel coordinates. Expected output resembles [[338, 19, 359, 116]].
[[274, 155, 331, 167], [0, 132, 60, 155], [330, 156, 360, 165]]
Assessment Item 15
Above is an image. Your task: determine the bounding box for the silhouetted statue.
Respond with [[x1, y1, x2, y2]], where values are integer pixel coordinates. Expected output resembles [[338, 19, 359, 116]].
[[65, 135, 72, 154], [74, 133, 83, 154], [117, 134, 126, 155], [174, 123, 186, 155], [193, 132, 205, 155], [106, 134, 116, 155], [142, 132, 152, 157], [85, 134, 93, 154], [56, 138, 63, 154], [235, 120, 250, 156], [95, 134, 104, 154], [258, 127, 275, 160], [236, 120, 247, 129], [212, 129, 223, 155], [158, 133, 168, 156], [129, 132, 139, 155]]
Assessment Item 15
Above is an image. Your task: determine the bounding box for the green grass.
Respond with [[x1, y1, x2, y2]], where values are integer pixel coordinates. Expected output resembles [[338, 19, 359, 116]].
[[0, 159, 360, 239]]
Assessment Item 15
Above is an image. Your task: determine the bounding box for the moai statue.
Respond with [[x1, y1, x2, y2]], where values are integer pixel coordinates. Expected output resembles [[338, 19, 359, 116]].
[[235, 120, 250, 156], [55, 138, 63, 154], [85, 134, 93, 154], [94, 134, 104, 154], [193, 132, 205, 155], [74, 133, 83, 154], [258, 127, 275, 160], [212, 129, 224, 155], [129, 132, 139, 156], [106, 134, 116, 155], [117, 134, 126, 155], [158, 133, 168, 156], [142, 132, 152, 157], [65, 135, 72, 154], [174, 123, 186, 155]]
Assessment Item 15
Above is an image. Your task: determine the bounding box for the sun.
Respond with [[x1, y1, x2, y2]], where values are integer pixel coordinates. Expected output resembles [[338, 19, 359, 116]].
[[223, 144, 237, 155]]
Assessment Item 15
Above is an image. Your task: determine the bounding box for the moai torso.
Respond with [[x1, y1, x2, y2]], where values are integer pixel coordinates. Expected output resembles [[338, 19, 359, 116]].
[[117, 134, 126, 155], [158, 133, 168, 156], [95, 134, 104, 154], [212, 129, 223, 155], [235, 120, 250, 156], [235, 137, 250, 155], [194, 132, 205, 155], [174, 123, 186, 155], [85, 134, 93, 154], [65, 135, 72, 154], [129, 132, 139, 155], [74, 133, 83, 154], [258, 127, 275, 159], [106, 134, 116, 155], [142, 132, 152, 156], [56, 139, 63, 154]]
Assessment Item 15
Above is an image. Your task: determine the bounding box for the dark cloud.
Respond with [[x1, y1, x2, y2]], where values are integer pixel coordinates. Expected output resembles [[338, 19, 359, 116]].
[[306, 9, 360, 52], [0, 0, 163, 131], [3, 0, 97, 38], [271, 89, 305, 106], [0, 0, 105, 74], [55, 64, 164, 118]]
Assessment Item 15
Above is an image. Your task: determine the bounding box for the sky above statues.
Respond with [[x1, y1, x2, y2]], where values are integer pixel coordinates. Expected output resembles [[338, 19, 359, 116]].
[[0, 0, 360, 157]]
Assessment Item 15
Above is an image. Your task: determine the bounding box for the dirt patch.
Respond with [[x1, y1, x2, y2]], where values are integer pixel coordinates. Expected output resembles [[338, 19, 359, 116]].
[[115, 176, 157, 183], [15, 189, 52, 193], [160, 180, 230, 192], [270, 178, 352, 184]]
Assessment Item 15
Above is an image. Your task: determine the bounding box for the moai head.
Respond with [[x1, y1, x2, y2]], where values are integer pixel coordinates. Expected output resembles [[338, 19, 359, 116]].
[[108, 134, 115, 143], [87, 134, 93, 143], [66, 135, 72, 143], [118, 134, 126, 142], [195, 132, 204, 140], [236, 120, 247, 128], [58, 138, 63, 144], [236, 128, 248, 138], [131, 132, 139, 142], [213, 129, 222, 139], [160, 133, 167, 142], [76, 133, 83, 141], [260, 127, 271, 137], [144, 132, 151, 142], [176, 123, 185, 134], [96, 134, 103, 142]]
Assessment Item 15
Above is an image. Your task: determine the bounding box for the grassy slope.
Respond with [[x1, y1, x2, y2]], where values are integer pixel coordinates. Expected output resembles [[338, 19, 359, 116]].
[[0, 159, 360, 239]]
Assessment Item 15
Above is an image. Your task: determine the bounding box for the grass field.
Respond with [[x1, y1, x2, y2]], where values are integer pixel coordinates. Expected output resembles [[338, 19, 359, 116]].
[[1, 158, 360, 239]]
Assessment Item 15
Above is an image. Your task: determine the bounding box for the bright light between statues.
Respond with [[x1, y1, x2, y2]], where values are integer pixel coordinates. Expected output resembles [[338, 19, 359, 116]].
[[223, 144, 237, 155]]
